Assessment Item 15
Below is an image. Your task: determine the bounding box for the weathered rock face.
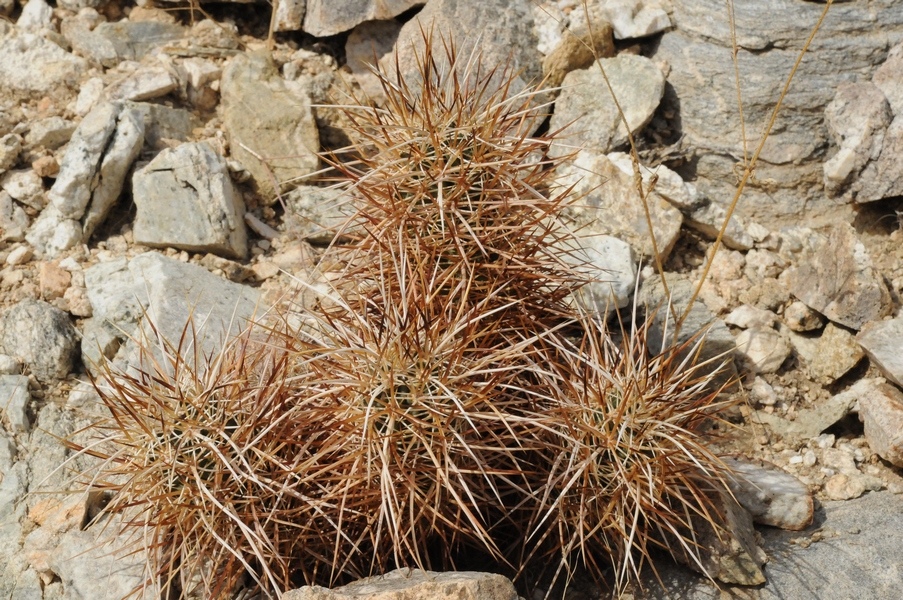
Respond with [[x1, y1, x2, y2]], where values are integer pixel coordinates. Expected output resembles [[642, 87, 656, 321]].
[[221, 51, 320, 201], [785, 225, 891, 330], [132, 142, 248, 259], [284, 569, 520, 600], [0, 299, 78, 382], [652, 0, 903, 227]]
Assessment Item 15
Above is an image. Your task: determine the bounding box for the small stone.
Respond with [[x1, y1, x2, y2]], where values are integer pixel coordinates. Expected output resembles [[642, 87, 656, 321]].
[[542, 20, 615, 88], [0, 299, 78, 382], [806, 323, 864, 384], [857, 315, 903, 387], [1, 169, 44, 210], [0, 374, 30, 433], [39, 261, 72, 299], [750, 376, 778, 406], [825, 473, 867, 501], [132, 142, 248, 259], [250, 261, 281, 281], [0, 133, 22, 172], [0, 29, 87, 97], [0, 191, 29, 242], [784, 300, 825, 332], [32, 155, 60, 178], [302, 0, 423, 37], [724, 457, 813, 531], [735, 326, 791, 374], [569, 234, 636, 316], [106, 66, 179, 102], [272, 0, 305, 32], [0, 354, 20, 374], [17, 0, 53, 32], [6, 245, 33, 266], [858, 381, 903, 468], [25, 117, 76, 150], [724, 304, 776, 329]]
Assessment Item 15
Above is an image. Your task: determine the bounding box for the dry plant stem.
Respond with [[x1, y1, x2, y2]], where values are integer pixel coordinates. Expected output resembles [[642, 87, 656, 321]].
[[726, 0, 749, 166], [676, 0, 834, 334]]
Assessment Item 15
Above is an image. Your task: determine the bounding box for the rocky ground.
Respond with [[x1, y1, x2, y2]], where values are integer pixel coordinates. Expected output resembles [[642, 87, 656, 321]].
[[2, 0, 903, 598]]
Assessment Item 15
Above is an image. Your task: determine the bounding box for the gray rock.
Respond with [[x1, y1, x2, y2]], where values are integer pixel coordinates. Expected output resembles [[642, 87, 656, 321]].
[[569, 233, 636, 316], [0, 133, 21, 173], [723, 304, 775, 330], [285, 569, 519, 600], [0, 192, 29, 242], [24, 117, 76, 151], [734, 326, 790, 374], [133, 142, 248, 259], [105, 66, 179, 102], [639, 275, 738, 390], [27, 102, 145, 256], [79, 318, 122, 376], [651, 0, 903, 227], [854, 116, 903, 202], [785, 224, 891, 330], [555, 151, 682, 260], [303, 0, 422, 37], [124, 101, 200, 150], [858, 314, 903, 387], [0, 375, 29, 434], [873, 41, 903, 117], [789, 322, 863, 384], [345, 19, 403, 102], [752, 377, 871, 441], [221, 51, 320, 200], [0, 355, 19, 375], [858, 381, 903, 468], [550, 55, 664, 155], [273, 0, 306, 32], [683, 198, 755, 251], [0, 29, 86, 98], [283, 185, 356, 244], [68, 20, 185, 67], [823, 82, 893, 198], [0, 299, 78, 382], [723, 457, 813, 531], [639, 491, 903, 600]]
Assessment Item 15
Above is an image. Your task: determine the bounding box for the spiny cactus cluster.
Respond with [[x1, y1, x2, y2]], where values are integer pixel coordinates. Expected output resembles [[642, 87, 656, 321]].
[[69, 33, 736, 599]]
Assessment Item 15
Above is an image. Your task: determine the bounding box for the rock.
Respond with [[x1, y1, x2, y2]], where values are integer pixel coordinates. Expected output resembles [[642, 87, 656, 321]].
[[532, 2, 567, 56], [345, 19, 403, 102], [105, 66, 179, 102], [125, 101, 200, 150], [70, 20, 185, 67], [651, 0, 903, 227], [133, 142, 248, 259], [752, 377, 872, 441], [0, 192, 29, 242], [5, 245, 32, 266], [0, 29, 87, 98], [555, 151, 682, 260], [749, 376, 777, 406], [283, 185, 356, 244], [38, 261, 71, 300], [273, 0, 306, 32], [0, 299, 78, 382], [734, 326, 791, 374], [723, 304, 775, 330], [27, 102, 145, 257], [854, 116, 903, 202], [550, 54, 665, 155], [0, 355, 19, 375], [571, 0, 672, 41], [1, 169, 44, 210], [682, 198, 755, 251], [0, 134, 21, 173], [823, 473, 868, 501], [17, 0, 53, 32], [25, 117, 76, 151], [84, 252, 262, 365], [783, 300, 825, 332], [873, 41, 903, 117], [284, 568, 520, 600], [857, 315, 903, 387], [858, 381, 903, 468], [303, 0, 422, 37], [569, 234, 636, 316], [221, 51, 320, 200], [724, 457, 813, 531], [785, 224, 890, 330], [541, 19, 614, 89], [823, 82, 893, 198], [0, 375, 29, 434], [795, 322, 863, 384], [639, 275, 738, 390]]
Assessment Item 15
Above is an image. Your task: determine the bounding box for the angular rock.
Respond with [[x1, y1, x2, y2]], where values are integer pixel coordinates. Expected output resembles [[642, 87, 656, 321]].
[[785, 224, 890, 330], [1, 169, 44, 210], [570, 0, 672, 41], [283, 185, 356, 244], [273, 0, 306, 32], [783, 299, 825, 332], [555, 151, 682, 260], [27, 102, 145, 257], [303, 0, 422, 37], [0, 133, 21, 173], [345, 19, 403, 102], [0, 29, 87, 98], [0, 192, 29, 242], [541, 19, 614, 89], [125, 101, 200, 150], [25, 117, 76, 151], [789, 322, 863, 384], [823, 82, 893, 198], [69, 20, 185, 67], [0, 375, 29, 434], [723, 304, 775, 330], [873, 41, 903, 117], [858, 381, 903, 468], [133, 142, 248, 259], [105, 66, 179, 102], [17, 0, 53, 32], [723, 457, 813, 531], [550, 54, 665, 155], [0, 299, 78, 382], [569, 233, 636, 316], [651, 0, 903, 226], [285, 569, 519, 600], [857, 314, 903, 387], [854, 116, 903, 202], [734, 326, 791, 374], [221, 51, 320, 200]]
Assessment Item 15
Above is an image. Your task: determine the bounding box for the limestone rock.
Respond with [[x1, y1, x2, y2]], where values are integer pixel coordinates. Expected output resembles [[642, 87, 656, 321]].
[[873, 41, 903, 117], [0, 169, 43, 210], [734, 326, 790, 374], [858, 381, 903, 468], [0, 299, 78, 382], [568, 234, 636, 316], [854, 116, 903, 202], [0, 134, 20, 173], [783, 300, 825, 332], [789, 322, 864, 385], [27, 102, 145, 257], [550, 54, 665, 155], [724, 457, 813, 531], [785, 224, 891, 330], [555, 151, 682, 260], [105, 66, 179, 102], [133, 142, 248, 259], [17, 0, 52, 32], [64, 20, 184, 67], [0, 29, 87, 98], [0, 193, 27, 242], [858, 315, 903, 387], [303, 0, 422, 37], [221, 51, 320, 200], [285, 569, 520, 600], [25, 117, 76, 151], [0, 375, 29, 434], [125, 101, 200, 150]]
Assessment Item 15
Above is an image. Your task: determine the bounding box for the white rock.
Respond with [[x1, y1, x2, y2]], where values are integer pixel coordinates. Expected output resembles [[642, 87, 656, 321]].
[[0, 375, 30, 434], [17, 0, 52, 31], [284, 569, 519, 600], [272, 0, 306, 32], [0, 133, 21, 173], [571, 0, 672, 41], [734, 326, 790, 373], [74, 77, 105, 116], [858, 380, 903, 468], [724, 457, 813, 531], [569, 233, 637, 315], [0, 30, 86, 95], [106, 66, 179, 102], [724, 304, 776, 329], [0, 191, 29, 242], [0, 169, 44, 210], [5, 245, 32, 266]]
